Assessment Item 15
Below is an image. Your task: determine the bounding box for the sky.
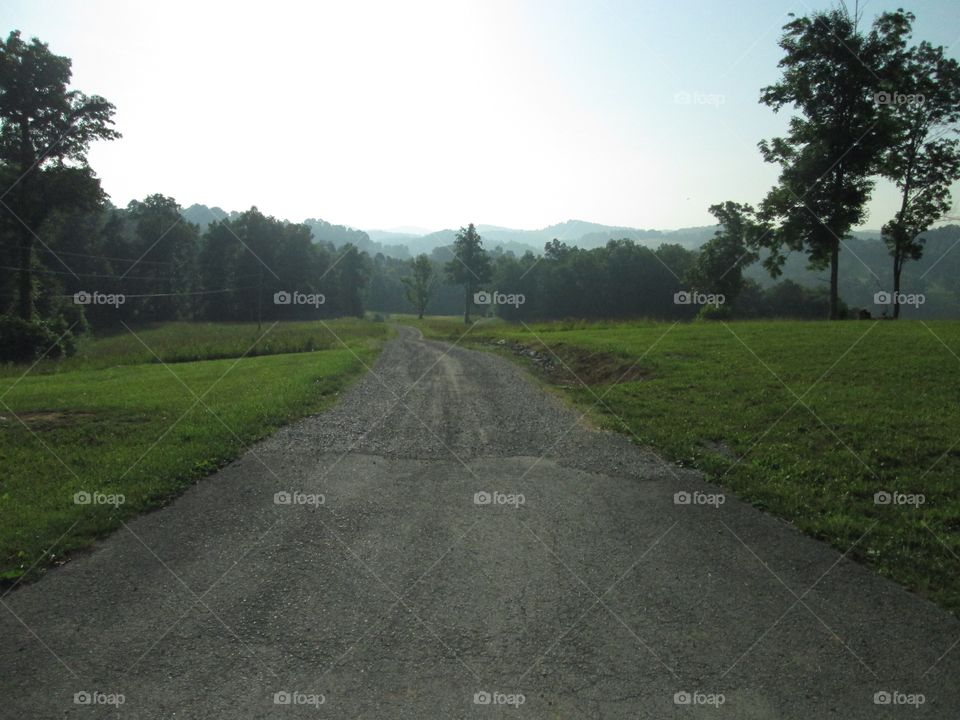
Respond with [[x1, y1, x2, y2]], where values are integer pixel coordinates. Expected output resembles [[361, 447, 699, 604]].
[[3, 0, 959, 233]]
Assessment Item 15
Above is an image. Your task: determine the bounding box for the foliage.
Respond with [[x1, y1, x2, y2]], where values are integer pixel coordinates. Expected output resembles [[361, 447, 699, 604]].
[[445, 223, 492, 323], [686, 202, 762, 305], [0, 30, 119, 320], [401, 254, 434, 319], [0, 314, 68, 363], [878, 38, 960, 317], [756, 9, 913, 318]]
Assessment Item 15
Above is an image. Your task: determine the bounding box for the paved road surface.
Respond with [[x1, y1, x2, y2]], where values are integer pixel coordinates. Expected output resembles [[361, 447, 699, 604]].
[[2, 325, 958, 718]]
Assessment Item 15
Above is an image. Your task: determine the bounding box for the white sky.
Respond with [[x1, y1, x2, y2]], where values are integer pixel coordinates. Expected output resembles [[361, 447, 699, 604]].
[[3, 0, 959, 232]]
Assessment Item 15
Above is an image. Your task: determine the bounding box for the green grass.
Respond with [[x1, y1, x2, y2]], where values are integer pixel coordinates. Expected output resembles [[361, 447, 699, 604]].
[[0, 319, 388, 584], [0, 318, 386, 376], [413, 316, 960, 614]]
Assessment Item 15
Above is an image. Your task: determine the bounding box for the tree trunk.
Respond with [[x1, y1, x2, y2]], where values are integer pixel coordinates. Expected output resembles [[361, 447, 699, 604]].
[[17, 120, 36, 321], [463, 284, 471, 324], [17, 230, 33, 321], [892, 251, 902, 320], [829, 240, 839, 320]]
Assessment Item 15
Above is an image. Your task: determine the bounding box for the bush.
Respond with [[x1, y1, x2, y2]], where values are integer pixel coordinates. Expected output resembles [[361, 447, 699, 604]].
[[697, 303, 733, 321], [0, 315, 74, 363]]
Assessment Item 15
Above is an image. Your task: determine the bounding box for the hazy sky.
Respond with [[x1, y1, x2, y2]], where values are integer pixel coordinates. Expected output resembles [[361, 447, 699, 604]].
[[3, 0, 959, 232]]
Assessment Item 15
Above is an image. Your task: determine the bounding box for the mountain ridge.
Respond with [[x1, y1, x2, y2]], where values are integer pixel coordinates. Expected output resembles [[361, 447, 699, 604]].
[[180, 203, 892, 261]]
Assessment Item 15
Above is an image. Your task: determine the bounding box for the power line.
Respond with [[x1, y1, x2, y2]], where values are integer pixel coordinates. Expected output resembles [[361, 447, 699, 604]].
[[32, 247, 179, 266], [0, 264, 260, 282], [0, 263, 171, 281], [54, 286, 258, 299]]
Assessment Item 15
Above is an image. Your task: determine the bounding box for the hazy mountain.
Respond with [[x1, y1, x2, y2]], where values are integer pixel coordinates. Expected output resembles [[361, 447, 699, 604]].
[[181, 203, 231, 232], [367, 229, 424, 245], [180, 207, 729, 260], [743, 224, 960, 318], [383, 220, 724, 258], [181, 205, 412, 259]]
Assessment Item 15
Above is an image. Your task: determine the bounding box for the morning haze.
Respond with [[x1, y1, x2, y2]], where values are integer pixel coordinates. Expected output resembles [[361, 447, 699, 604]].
[[2, 1, 960, 717]]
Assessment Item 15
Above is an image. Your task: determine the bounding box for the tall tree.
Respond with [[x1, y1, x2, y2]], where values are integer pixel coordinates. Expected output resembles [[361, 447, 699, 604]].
[[756, 9, 911, 319], [127, 195, 199, 322], [445, 223, 491, 323], [402, 254, 434, 319], [688, 202, 763, 305], [332, 244, 369, 318], [878, 40, 960, 318], [0, 31, 120, 319]]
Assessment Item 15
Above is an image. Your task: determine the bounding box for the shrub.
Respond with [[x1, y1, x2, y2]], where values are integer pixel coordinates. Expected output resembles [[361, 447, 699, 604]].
[[0, 315, 73, 363], [697, 303, 733, 321]]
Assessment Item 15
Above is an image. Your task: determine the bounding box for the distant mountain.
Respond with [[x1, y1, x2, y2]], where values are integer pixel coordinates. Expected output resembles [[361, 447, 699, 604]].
[[367, 229, 424, 245], [303, 218, 370, 249], [180, 206, 724, 259], [382, 220, 723, 258], [180, 205, 413, 260], [181, 204, 231, 232], [742, 224, 960, 318]]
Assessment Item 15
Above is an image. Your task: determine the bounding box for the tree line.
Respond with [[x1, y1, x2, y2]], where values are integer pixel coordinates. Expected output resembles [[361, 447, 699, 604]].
[[2, 7, 959, 360]]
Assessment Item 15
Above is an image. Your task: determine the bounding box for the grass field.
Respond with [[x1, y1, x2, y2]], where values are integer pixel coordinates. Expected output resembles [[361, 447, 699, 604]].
[[412, 316, 960, 614], [0, 319, 389, 584], [0, 319, 385, 376]]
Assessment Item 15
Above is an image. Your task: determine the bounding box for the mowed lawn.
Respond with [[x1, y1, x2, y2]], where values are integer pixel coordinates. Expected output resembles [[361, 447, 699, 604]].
[[415, 317, 960, 614], [0, 319, 388, 584]]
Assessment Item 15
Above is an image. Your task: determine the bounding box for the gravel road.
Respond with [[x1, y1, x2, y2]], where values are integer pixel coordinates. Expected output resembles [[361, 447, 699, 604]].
[[2, 325, 958, 718]]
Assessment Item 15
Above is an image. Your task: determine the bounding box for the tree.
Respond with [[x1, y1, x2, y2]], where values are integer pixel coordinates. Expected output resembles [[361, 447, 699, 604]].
[[445, 223, 491, 323], [687, 202, 763, 305], [332, 244, 369, 318], [878, 40, 960, 318], [127, 195, 199, 322], [0, 30, 120, 319], [402, 254, 434, 319], [756, 9, 911, 319]]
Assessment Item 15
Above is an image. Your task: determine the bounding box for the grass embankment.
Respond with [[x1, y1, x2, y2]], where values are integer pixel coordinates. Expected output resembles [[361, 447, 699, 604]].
[[413, 316, 960, 614], [0, 319, 388, 584]]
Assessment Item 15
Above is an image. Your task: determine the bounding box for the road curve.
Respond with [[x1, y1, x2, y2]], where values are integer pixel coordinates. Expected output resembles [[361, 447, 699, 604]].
[[2, 325, 958, 718]]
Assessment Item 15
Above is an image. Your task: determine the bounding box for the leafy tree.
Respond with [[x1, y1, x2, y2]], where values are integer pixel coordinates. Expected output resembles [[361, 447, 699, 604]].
[[878, 40, 960, 318], [445, 223, 491, 323], [332, 244, 369, 318], [127, 195, 199, 322], [402, 253, 434, 319], [757, 9, 911, 318], [0, 30, 119, 319], [198, 218, 244, 321], [687, 202, 763, 305]]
